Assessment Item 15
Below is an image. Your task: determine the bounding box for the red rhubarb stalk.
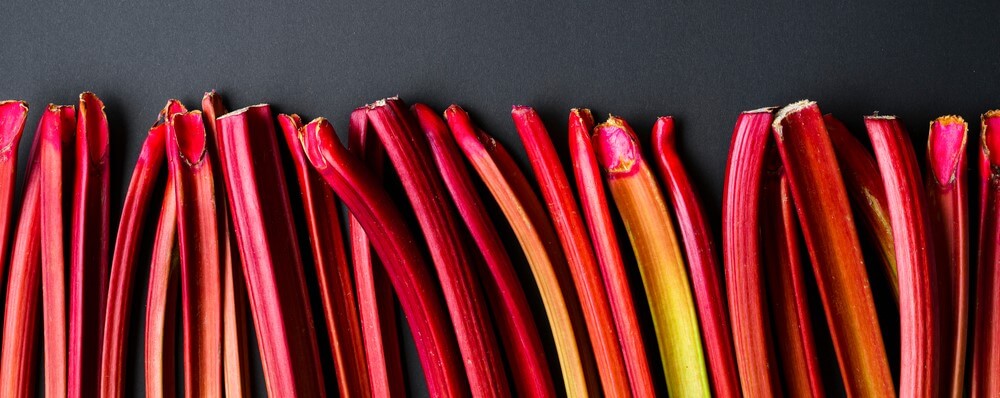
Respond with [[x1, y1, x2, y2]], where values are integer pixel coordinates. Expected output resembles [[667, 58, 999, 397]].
[[568, 108, 656, 396], [368, 98, 508, 397], [926, 116, 968, 398], [652, 116, 741, 397], [40, 104, 76, 398], [415, 104, 555, 398], [279, 113, 372, 397], [166, 111, 223, 397], [971, 110, 1000, 397], [865, 115, 939, 397], [302, 117, 467, 397], [346, 107, 406, 397], [0, 100, 28, 271], [512, 106, 630, 397], [722, 108, 782, 397], [217, 105, 325, 396], [144, 174, 179, 398], [772, 101, 893, 396]]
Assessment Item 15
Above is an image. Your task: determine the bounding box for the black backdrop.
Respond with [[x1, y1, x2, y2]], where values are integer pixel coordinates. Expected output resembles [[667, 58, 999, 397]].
[[2, 1, 998, 396]]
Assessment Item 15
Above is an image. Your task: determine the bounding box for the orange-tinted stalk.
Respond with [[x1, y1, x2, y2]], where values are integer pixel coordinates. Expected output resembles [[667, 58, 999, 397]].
[[926, 116, 968, 398], [772, 101, 893, 396], [651, 116, 741, 397], [512, 106, 630, 397], [971, 110, 1000, 397], [569, 108, 656, 397], [722, 108, 782, 397], [166, 111, 223, 397], [101, 99, 184, 398], [39, 104, 76, 398], [762, 165, 824, 397], [368, 98, 508, 398], [445, 105, 597, 397], [0, 100, 28, 271], [825, 115, 898, 300], [865, 115, 939, 398], [217, 105, 325, 397], [144, 174, 179, 398], [279, 113, 372, 397], [346, 107, 406, 397], [0, 125, 42, 397], [302, 117, 467, 397], [416, 104, 555, 398]]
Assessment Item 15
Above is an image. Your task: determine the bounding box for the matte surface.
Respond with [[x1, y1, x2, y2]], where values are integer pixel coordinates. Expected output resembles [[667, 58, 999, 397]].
[[1, 1, 998, 396]]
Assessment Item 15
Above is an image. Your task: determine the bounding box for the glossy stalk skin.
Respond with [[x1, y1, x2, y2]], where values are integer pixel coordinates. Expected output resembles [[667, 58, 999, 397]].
[[0, 100, 28, 272], [512, 106, 630, 397], [40, 104, 76, 398], [594, 116, 710, 397], [762, 166, 825, 398], [971, 110, 1000, 397], [346, 107, 406, 398], [368, 98, 508, 398], [569, 108, 655, 397], [0, 132, 42, 397], [203, 91, 251, 398], [302, 117, 467, 397], [70, 92, 111, 398], [144, 174, 178, 398], [722, 108, 782, 397], [217, 105, 325, 397], [773, 101, 893, 397], [651, 116, 741, 398], [865, 115, 939, 398], [166, 111, 223, 397], [925, 116, 968, 398], [417, 104, 555, 398], [445, 105, 596, 397], [100, 100, 184, 398], [825, 115, 898, 300], [279, 113, 371, 397]]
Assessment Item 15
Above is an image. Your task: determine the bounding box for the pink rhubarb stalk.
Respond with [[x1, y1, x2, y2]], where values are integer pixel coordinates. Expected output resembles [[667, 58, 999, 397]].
[[144, 174, 179, 398], [971, 110, 1000, 396], [0, 100, 28, 271]]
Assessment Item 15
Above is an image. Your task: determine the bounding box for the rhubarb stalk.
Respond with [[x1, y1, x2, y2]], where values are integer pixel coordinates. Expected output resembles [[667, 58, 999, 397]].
[[279, 113, 371, 397], [217, 105, 325, 396], [166, 111, 222, 397], [445, 105, 597, 397], [772, 101, 893, 396], [0, 100, 28, 271], [368, 98, 508, 397], [416, 104, 555, 398], [144, 175, 179, 398], [568, 108, 656, 396], [971, 110, 1000, 397], [302, 117, 467, 397], [926, 116, 968, 398], [651, 116, 741, 397], [40, 104, 76, 398]]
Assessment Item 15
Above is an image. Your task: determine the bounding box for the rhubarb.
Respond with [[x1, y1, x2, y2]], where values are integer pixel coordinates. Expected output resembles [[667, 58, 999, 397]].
[[144, 175, 179, 398], [166, 111, 222, 397], [594, 115, 710, 396], [825, 115, 898, 300], [100, 99, 184, 398], [217, 105, 324, 396], [302, 117, 467, 397], [39, 104, 76, 398], [971, 110, 1000, 397], [346, 106, 406, 397], [651, 116, 741, 397], [367, 98, 508, 397], [722, 108, 782, 396], [568, 108, 656, 396], [445, 105, 597, 396], [772, 100, 893, 396], [416, 103, 555, 398], [279, 113, 371, 397], [926, 116, 968, 398], [0, 100, 28, 271]]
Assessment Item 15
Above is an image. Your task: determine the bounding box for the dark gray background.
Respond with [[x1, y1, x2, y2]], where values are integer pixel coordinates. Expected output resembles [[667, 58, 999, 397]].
[[2, 1, 998, 396]]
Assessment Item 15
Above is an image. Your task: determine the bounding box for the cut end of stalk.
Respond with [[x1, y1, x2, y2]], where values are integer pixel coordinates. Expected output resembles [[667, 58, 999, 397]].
[[168, 112, 208, 166], [652, 116, 677, 148], [78, 92, 109, 162], [593, 115, 641, 177], [772, 100, 815, 139], [928, 115, 968, 186], [983, 110, 1000, 167], [0, 101, 29, 150], [159, 100, 187, 125], [302, 117, 335, 171]]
